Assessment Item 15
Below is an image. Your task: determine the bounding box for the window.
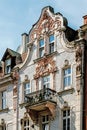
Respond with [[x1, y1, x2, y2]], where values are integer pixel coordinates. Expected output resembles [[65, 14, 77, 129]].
[[5, 58, 11, 74], [24, 119, 29, 130], [24, 82, 31, 101], [24, 82, 31, 95], [2, 91, 6, 109], [39, 39, 44, 57], [43, 75, 50, 89], [63, 110, 70, 130], [63, 67, 71, 88], [42, 115, 49, 130], [49, 35, 54, 53]]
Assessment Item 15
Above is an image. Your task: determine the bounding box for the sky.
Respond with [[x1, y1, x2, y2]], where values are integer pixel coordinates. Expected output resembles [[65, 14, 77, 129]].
[[0, 0, 87, 59]]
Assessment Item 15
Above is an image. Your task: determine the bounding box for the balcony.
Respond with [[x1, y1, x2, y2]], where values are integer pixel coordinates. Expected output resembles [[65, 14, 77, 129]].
[[25, 88, 57, 123]]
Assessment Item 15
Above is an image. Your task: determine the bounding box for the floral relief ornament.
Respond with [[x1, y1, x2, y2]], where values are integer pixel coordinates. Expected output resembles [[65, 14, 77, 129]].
[[34, 57, 57, 79]]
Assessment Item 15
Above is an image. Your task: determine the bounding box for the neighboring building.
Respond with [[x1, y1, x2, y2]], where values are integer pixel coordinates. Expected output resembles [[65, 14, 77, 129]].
[[0, 6, 87, 130]]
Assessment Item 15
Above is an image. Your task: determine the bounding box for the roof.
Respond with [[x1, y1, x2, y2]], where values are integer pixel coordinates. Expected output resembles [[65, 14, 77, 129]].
[[2, 48, 21, 61]]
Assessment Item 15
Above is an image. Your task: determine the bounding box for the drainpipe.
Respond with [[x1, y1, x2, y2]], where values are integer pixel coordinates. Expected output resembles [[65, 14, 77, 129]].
[[80, 41, 85, 130], [12, 68, 20, 130]]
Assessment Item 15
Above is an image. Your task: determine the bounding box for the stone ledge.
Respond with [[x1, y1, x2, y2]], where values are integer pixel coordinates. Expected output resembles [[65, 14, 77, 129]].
[[57, 87, 74, 96], [0, 108, 9, 113], [34, 51, 58, 63]]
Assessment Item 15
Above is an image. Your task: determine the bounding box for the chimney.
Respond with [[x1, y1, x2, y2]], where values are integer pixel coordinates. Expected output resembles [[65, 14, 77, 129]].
[[83, 15, 87, 25], [21, 33, 28, 54]]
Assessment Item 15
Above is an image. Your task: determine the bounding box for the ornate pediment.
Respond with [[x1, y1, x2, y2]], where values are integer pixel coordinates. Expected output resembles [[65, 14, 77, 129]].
[[29, 6, 66, 42], [34, 56, 57, 79]]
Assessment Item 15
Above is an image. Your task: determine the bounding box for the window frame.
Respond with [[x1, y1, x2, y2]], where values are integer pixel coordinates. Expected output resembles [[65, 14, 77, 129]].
[[39, 39, 45, 58], [42, 75, 50, 89], [63, 109, 70, 130], [23, 81, 31, 102], [1, 90, 6, 110], [63, 66, 72, 89], [5, 58, 11, 74], [24, 82, 31, 95], [49, 34, 54, 54], [41, 115, 50, 130], [23, 119, 29, 130]]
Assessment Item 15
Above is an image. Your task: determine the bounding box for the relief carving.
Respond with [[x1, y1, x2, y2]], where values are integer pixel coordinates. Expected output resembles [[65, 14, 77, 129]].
[[75, 45, 82, 75], [34, 56, 57, 79], [29, 13, 63, 43]]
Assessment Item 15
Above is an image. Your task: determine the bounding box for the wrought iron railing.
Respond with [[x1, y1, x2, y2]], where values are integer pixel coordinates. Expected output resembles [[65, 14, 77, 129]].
[[25, 88, 56, 105]]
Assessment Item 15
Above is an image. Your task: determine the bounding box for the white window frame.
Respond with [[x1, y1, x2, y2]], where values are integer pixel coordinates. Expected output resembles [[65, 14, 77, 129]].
[[49, 34, 54, 54], [5, 58, 11, 74], [24, 82, 31, 102], [41, 115, 49, 130], [39, 39, 44, 58], [63, 109, 70, 130], [42, 75, 50, 89], [1, 90, 6, 109], [63, 67, 71, 89], [23, 119, 29, 130], [24, 82, 31, 95]]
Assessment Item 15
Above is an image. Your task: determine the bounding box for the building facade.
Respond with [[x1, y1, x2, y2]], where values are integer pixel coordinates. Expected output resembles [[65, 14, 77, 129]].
[[0, 6, 87, 130]]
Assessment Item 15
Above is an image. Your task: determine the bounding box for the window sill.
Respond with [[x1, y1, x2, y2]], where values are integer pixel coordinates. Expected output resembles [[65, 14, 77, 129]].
[[0, 108, 9, 113], [19, 102, 27, 108], [58, 87, 74, 96], [34, 51, 58, 63]]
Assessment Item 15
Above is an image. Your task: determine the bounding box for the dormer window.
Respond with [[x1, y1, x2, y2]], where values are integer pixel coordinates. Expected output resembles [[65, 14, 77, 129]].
[[5, 58, 11, 74], [39, 39, 44, 58], [49, 34, 54, 53]]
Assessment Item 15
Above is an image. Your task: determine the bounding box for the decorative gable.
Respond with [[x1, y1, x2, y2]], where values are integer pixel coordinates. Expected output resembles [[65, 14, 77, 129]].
[[29, 6, 67, 42]]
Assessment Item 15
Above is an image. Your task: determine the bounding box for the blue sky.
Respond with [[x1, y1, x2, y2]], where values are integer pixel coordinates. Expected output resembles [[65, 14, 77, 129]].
[[0, 0, 87, 59]]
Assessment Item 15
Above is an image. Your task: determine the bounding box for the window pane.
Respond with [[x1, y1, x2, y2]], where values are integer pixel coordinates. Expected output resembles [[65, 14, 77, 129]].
[[43, 75, 50, 88], [39, 39, 44, 47], [63, 110, 70, 130], [63, 119, 66, 130], [42, 116, 45, 122], [24, 121, 26, 126], [49, 43, 54, 53], [7, 66, 11, 74], [6, 59, 11, 66], [63, 111, 66, 117], [64, 68, 71, 87], [68, 68, 71, 74], [39, 48, 44, 57], [24, 83, 30, 94], [68, 110, 70, 116], [67, 118, 70, 130], [2, 91, 6, 109], [49, 35, 54, 43], [68, 76, 71, 86], [64, 77, 67, 87]]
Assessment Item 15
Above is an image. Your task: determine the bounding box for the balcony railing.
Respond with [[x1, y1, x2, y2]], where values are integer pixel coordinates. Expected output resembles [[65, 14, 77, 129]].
[[25, 88, 56, 106]]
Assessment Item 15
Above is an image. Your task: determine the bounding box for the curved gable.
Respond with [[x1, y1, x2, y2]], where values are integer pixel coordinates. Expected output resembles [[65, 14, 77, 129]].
[[29, 6, 67, 42]]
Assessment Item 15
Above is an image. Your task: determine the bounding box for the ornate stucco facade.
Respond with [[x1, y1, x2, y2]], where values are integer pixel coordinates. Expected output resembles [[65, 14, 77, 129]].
[[0, 6, 87, 130]]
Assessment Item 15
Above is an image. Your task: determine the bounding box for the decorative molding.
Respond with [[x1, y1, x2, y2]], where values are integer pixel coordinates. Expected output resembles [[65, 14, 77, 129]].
[[57, 87, 74, 96], [34, 55, 58, 79], [75, 45, 82, 76]]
